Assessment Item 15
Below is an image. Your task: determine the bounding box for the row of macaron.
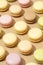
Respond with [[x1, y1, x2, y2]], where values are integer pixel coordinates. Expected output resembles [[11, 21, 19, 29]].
[[0, 27, 42, 47], [0, 12, 43, 29], [0, 0, 43, 14], [0, 0, 31, 12], [0, 15, 43, 42], [0, 45, 43, 64], [0, 18, 43, 42]]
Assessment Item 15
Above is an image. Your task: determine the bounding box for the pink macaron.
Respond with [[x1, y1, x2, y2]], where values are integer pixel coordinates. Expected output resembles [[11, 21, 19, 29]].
[[6, 53, 22, 65], [0, 14, 13, 28], [18, 0, 31, 8]]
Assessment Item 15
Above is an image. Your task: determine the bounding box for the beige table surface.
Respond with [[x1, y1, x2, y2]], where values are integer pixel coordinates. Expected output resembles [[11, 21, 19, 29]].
[[0, 0, 43, 65]]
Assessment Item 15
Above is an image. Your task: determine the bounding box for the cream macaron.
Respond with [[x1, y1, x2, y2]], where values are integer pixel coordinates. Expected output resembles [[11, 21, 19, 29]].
[[18, 40, 33, 55], [0, 46, 6, 61], [34, 48, 43, 63], [14, 21, 28, 34], [9, 5, 23, 17], [3, 33, 18, 47], [0, 0, 9, 11], [33, 1, 43, 13], [37, 17, 43, 29], [28, 28, 43, 42], [26, 62, 39, 65]]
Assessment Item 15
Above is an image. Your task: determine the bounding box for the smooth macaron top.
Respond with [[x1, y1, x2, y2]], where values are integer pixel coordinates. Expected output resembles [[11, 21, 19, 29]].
[[28, 27, 42, 42], [9, 5, 23, 16], [0, 15, 12, 25], [33, 1, 43, 13], [26, 62, 39, 65], [0, 0, 8, 8], [3, 33, 18, 47], [24, 10, 36, 23], [38, 17, 43, 29], [33, 1, 43, 10], [18, 0, 30, 5], [18, 40, 33, 54], [0, 0, 8, 11], [14, 21, 28, 34], [38, 17, 43, 25], [6, 53, 21, 65], [0, 46, 6, 61], [18, 0, 31, 7], [34, 48, 43, 62], [0, 14, 13, 27]]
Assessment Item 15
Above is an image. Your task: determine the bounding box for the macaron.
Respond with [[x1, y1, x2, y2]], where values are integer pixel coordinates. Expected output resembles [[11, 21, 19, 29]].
[[0, 14, 13, 28], [33, 1, 43, 13], [0, 46, 6, 61], [14, 21, 28, 34], [28, 28, 43, 42], [34, 48, 43, 63], [18, 0, 31, 8], [24, 11, 36, 23], [9, 5, 23, 17], [37, 17, 43, 29], [3, 33, 18, 47], [7, 0, 15, 2], [6, 53, 22, 65], [26, 62, 39, 65], [18, 40, 33, 55], [0, 0, 9, 11]]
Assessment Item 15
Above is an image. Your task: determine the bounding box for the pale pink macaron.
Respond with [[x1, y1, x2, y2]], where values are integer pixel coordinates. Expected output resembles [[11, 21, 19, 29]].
[[18, 0, 31, 7], [6, 53, 22, 65], [0, 14, 13, 28]]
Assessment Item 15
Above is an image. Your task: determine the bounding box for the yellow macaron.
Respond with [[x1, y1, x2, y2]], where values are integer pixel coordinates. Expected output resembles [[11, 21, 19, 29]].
[[0, 0, 9, 11], [14, 21, 28, 34], [26, 62, 39, 65], [37, 17, 43, 29], [0, 46, 6, 61], [3, 33, 18, 47], [28, 27, 43, 42], [33, 1, 43, 13], [7, 0, 15, 2]]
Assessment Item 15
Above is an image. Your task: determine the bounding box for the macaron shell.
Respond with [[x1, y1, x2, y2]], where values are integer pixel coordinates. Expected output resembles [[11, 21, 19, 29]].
[[18, 40, 33, 55], [0, 46, 6, 61], [33, 1, 43, 13], [0, 15, 13, 28], [24, 11, 36, 23], [28, 28, 43, 42], [26, 62, 39, 65], [6, 53, 21, 65], [38, 17, 43, 29], [3, 33, 18, 47], [9, 5, 23, 17], [18, 0, 31, 7], [14, 21, 28, 34], [0, 0, 9, 11], [34, 49, 43, 63]]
